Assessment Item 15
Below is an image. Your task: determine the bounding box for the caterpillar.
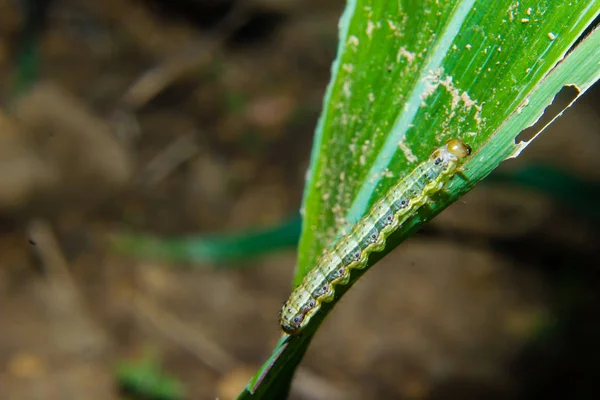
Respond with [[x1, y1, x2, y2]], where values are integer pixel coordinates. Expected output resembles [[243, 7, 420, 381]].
[[280, 138, 471, 335]]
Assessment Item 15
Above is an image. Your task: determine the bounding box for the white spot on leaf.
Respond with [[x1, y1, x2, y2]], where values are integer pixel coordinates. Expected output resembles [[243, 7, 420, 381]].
[[396, 47, 416, 63], [398, 138, 418, 163], [342, 81, 352, 98], [366, 21, 376, 38], [348, 35, 359, 46]]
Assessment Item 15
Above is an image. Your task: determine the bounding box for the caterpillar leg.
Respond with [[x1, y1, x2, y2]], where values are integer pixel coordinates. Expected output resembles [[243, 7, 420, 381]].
[[455, 167, 469, 181]]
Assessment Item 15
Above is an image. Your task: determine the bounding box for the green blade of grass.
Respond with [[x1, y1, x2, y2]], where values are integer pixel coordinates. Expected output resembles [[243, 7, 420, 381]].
[[486, 165, 600, 221], [239, 0, 600, 398], [110, 214, 301, 265], [117, 350, 185, 400], [10, 0, 50, 99], [110, 161, 600, 266]]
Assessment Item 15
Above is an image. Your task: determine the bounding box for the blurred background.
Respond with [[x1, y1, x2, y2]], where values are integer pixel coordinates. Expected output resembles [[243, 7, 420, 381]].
[[0, 1, 599, 399]]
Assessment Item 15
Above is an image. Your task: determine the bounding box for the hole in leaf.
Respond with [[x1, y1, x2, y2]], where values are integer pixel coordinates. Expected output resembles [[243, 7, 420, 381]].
[[515, 85, 579, 144]]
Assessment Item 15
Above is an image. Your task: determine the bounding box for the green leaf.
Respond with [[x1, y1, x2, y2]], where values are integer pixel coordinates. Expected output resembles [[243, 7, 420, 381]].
[[298, 0, 599, 282], [110, 214, 301, 265], [486, 164, 600, 221], [110, 165, 597, 267], [117, 351, 185, 400], [11, 0, 48, 99], [239, 0, 600, 398]]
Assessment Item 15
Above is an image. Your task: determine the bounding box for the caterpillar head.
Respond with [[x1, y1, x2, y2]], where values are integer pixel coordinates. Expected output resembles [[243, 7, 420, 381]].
[[445, 138, 471, 159]]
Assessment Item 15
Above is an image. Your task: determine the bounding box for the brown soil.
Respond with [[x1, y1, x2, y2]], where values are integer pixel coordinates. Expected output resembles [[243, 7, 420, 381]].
[[0, 1, 599, 399]]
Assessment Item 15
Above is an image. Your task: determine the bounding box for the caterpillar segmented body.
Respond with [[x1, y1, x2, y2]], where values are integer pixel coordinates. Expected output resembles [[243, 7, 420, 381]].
[[280, 139, 471, 335]]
